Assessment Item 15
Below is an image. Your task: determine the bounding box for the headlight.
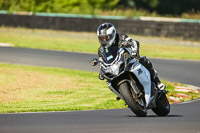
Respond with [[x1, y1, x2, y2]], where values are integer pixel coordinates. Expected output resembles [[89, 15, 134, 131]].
[[111, 64, 120, 75]]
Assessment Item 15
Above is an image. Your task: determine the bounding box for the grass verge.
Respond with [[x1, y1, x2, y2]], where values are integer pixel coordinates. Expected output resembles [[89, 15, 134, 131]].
[[0, 63, 199, 113], [0, 63, 122, 113], [0, 27, 200, 60]]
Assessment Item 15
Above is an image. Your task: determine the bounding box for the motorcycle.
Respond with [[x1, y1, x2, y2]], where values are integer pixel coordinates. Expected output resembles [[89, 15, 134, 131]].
[[90, 47, 170, 117]]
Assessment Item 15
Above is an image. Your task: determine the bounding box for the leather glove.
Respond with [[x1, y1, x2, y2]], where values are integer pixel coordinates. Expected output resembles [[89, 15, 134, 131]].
[[120, 40, 128, 48], [130, 47, 138, 58]]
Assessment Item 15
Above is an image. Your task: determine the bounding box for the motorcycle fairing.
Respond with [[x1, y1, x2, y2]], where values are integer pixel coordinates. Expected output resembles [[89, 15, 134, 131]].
[[130, 61, 152, 107]]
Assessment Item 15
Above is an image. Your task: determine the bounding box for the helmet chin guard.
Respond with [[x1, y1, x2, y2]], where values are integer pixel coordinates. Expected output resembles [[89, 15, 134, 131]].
[[97, 23, 116, 48]]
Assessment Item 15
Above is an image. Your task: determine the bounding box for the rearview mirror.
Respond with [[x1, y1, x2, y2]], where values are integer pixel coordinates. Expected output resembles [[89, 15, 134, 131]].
[[90, 58, 98, 66]]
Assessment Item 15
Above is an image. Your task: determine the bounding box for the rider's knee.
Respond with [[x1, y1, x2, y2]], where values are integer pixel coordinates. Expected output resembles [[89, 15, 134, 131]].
[[139, 56, 152, 68], [146, 58, 152, 68]]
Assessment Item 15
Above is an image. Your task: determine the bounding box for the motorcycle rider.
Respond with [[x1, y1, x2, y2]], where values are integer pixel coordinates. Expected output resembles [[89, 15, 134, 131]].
[[97, 22, 166, 90]]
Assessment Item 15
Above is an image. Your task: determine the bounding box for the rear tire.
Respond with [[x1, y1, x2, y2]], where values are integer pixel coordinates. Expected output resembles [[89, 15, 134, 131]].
[[119, 82, 147, 117], [152, 93, 170, 116]]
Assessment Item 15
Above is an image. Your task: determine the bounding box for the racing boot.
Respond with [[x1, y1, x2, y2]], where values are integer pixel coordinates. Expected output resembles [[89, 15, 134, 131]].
[[153, 75, 166, 90], [157, 82, 166, 90]]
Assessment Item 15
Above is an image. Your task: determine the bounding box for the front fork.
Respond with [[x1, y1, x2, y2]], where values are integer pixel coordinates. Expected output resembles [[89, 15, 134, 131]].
[[107, 81, 124, 100], [107, 77, 142, 102]]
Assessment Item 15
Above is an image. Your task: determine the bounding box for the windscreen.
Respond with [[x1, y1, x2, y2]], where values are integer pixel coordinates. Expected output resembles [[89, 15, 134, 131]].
[[102, 45, 119, 64]]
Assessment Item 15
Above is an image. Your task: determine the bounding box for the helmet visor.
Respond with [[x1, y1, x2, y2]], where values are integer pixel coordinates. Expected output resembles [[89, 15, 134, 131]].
[[98, 34, 113, 44], [99, 35, 109, 42]]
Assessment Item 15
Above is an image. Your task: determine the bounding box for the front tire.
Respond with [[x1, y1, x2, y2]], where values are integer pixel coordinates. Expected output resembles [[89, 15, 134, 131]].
[[152, 93, 170, 116], [119, 82, 147, 117]]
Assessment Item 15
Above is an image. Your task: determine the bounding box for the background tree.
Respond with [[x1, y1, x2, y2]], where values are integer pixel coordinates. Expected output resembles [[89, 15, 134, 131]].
[[0, 0, 199, 16]]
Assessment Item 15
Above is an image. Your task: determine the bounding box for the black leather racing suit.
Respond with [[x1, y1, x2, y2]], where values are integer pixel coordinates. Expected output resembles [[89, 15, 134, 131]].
[[98, 33, 161, 85]]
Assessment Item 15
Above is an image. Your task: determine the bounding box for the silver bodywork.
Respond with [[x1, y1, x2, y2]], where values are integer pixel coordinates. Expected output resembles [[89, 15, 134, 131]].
[[130, 61, 152, 107], [100, 48, 153, 108]]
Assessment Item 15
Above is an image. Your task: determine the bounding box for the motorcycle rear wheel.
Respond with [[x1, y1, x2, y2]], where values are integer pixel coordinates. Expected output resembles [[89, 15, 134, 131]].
[[119, 82, 147, 117], [152, 93, 170, 116]]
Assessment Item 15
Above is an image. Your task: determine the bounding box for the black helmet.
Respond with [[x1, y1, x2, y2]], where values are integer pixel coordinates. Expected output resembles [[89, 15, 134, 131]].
[[97, 23, 116, 48]]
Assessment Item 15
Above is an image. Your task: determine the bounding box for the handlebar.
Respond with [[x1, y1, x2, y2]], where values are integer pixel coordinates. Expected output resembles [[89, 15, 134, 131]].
[[90, 47, 135, 67]]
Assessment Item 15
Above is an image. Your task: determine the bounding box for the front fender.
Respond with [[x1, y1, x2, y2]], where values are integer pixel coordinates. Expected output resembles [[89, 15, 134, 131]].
[[117, 79, 130, 87]]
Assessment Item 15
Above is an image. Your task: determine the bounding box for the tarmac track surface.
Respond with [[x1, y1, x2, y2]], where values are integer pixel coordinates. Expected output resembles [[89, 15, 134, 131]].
[[0, 47, 200, 133], [0, 100, 200, 133], [0, 47, 199, 86]]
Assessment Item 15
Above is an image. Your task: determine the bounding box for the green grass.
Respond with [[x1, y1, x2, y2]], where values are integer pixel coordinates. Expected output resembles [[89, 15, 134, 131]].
[[0, 63, 199, 113], [0, 27, 199, 113], [0, 63, 124, 113], [0, 27, 200, 60], [0, 27, 98, 53]]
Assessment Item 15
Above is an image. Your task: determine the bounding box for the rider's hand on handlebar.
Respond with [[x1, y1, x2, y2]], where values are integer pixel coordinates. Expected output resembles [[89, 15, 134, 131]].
[[120, 40, 127, 48], [131, 51, 137, 56], [130, 47, 138, 58]]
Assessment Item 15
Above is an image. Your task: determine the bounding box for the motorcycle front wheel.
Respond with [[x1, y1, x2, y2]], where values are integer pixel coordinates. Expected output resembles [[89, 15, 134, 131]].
[[119, 82, 147, 117], [152, 93, 170, 116]]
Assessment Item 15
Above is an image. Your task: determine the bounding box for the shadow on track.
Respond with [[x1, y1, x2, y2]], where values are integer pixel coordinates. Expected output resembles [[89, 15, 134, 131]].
[[126, 115, 182, 118]]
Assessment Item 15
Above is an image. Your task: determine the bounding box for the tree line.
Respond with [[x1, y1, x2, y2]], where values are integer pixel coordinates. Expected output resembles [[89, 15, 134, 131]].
[[0, 0, 199, 15]]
